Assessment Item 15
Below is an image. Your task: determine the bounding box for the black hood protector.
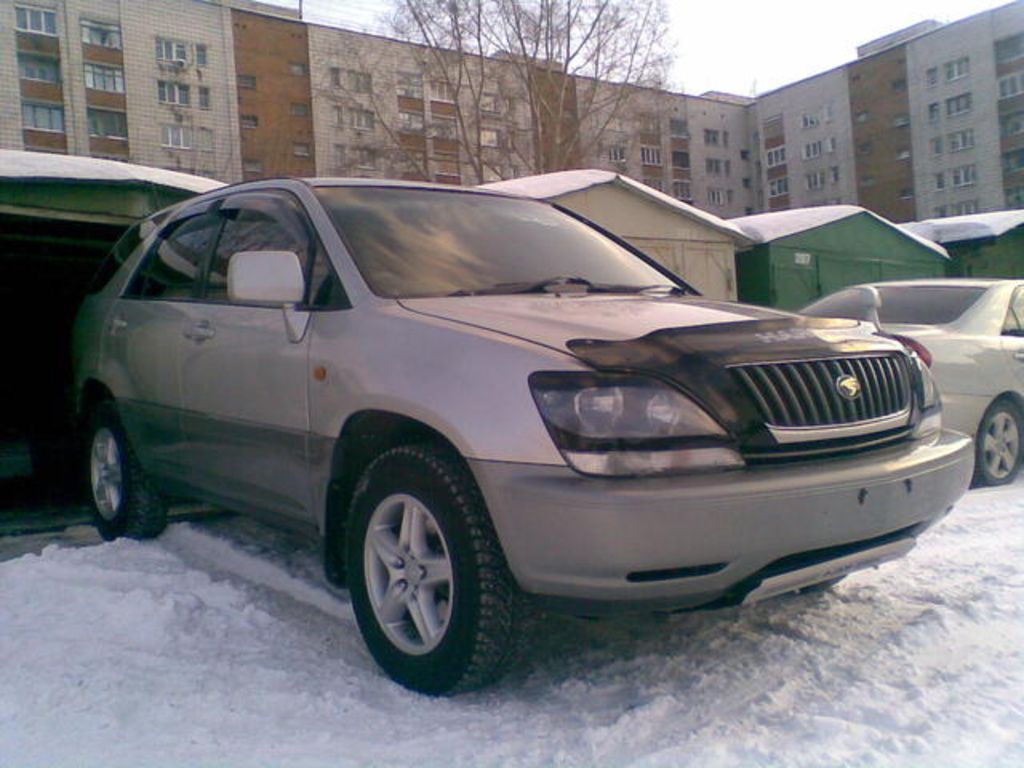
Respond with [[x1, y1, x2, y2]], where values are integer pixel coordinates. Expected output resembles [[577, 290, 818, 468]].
[[566, 312, 908, 449]]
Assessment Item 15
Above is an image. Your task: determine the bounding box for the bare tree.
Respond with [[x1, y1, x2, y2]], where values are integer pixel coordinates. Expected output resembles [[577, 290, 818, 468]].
[[388, 0, 672, 182]]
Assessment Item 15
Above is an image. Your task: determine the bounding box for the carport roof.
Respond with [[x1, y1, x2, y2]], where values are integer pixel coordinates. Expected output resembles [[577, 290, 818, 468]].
[[730, 205, 949, 259], [480, 169, 752, 245], [0, 150, 223, 193], [902, 210, 1024, 244]]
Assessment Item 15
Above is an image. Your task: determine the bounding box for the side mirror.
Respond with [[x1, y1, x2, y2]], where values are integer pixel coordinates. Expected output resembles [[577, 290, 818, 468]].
[[854, 285, 882, 327], [228, 250, 305, 305]]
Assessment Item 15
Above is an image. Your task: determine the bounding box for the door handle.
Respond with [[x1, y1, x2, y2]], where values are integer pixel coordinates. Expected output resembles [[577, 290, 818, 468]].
[[109, 315, 128, 333], [184, 321, 216, 342]]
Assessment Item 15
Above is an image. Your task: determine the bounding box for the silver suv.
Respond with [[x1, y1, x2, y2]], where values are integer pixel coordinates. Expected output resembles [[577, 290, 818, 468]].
[[73, 179, 973, 694]]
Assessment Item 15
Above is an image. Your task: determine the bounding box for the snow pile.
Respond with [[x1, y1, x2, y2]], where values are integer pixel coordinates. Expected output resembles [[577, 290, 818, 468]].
[[0, 149, 223, 193], [731, 206, 950, 259], [2, 483, 1022, 767], [903, 211, 1024, 245]]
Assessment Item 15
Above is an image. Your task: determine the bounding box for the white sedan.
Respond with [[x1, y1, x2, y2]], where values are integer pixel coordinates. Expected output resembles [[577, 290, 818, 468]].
[[803, 278, 1024, 486]]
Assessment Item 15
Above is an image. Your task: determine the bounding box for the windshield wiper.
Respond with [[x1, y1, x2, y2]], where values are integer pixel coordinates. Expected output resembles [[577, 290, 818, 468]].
[[447, 277, 691, 297]]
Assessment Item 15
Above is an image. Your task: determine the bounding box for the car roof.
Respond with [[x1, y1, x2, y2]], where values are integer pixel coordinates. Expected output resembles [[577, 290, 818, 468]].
[[859, 278, 1020, 290]]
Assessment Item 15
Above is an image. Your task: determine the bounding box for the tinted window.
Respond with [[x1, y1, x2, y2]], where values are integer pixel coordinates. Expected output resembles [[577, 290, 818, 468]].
[[1005, 287, 1024, 334], [314, 187, 674, 298], [804, 285, 988, 325], [206, 194, 344, 307], [126, 213, 221, 299]]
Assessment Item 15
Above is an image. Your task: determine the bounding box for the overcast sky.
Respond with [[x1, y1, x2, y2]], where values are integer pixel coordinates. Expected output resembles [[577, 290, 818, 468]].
[[284, 0, 1011, 96]]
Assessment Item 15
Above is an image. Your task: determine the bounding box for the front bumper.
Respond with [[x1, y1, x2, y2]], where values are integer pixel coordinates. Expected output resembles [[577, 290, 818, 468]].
[[470, 430, 973, 614]]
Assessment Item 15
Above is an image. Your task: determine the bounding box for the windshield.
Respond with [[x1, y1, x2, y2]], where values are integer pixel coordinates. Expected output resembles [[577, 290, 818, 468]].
[[314, 186, 679, 298], [803, 284, 988, 325]]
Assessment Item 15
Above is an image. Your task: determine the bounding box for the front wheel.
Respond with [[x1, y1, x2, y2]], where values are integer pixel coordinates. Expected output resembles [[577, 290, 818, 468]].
[[87, 402, 168, 541], [974, 399, 1023, 487], [346, 445, 524, 695]]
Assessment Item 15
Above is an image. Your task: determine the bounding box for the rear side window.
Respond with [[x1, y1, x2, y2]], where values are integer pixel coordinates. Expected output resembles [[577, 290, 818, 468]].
[[805, 285, 988, 325], [86, 224, 143, 294], [125, 212, 221, 299], [1005, 287, 1024, 335]]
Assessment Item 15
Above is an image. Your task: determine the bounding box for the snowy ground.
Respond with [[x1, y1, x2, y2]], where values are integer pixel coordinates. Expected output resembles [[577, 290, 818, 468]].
[[1, 481, 1022, 768]]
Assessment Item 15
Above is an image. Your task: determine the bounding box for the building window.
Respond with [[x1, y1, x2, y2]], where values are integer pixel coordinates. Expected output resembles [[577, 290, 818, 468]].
[[801, 113, 820, 129], [945, 57, 969, 81], [704, 129, 720, 146], [330, 67, 342, 87], [195, 45, 208, 67], [928, 103, 940, 122], [293, 142, 311, 157], [15, 6, 57, 35], [946, 93, 972, 117], [608, 145, 626, 164], [196, 128, 213, 151], [638, 114, 659, 133], [22, 102, 64, 132], [198, 86, 210, 110], [806, 170, 826, 191], [18, 54, 59, 84], [672, 180, 691, 199], [765, 146, 786, 167], [896, 148, 911, 160], [740, 149, 750, 160], [155, 38, 188, 64], [81, 20, 121, 49], [925, 67, 938, 87], [396, 71, 423, 98], [237, 74, 256, 90], [891, 78, 907, 92], [158, 81, 191, 106], [951, 164, 976, 187], [240, 114, 258, 129], [951, 200, 979, 215], [351, 108, 375, 131], [892, 114, 910, 128], [1003, 149, 1024, 173], [161, 124, 192, 149], [640, 146, 662, 165], [948, 129, 974, 152], [830, 166, 840, 183], [855, 111, 869, 123], [399, 111, 425, 133], [289, 62, 308, 77], [290, 103, 310, 117], [432, 80, 456, 102], [349, 70, 372, 93], [84, 63, 124, 93], [1007, 186, 1024, 208], [87, 108, 127, 139], [999, 73, 1024, 100], [933, 205, 948, 217], [707, 188, 725, 205], [899, 188, 914, 200], [480, 93, 502, 114], [1001, 111, 1024, 137], [857, 140, 873, 155], [706, 158, 724, 175], [354, 147, 377, 169], [996, 33, 1024, 64], [768, 178, 789, 197], [669, 118, 688, 138], [480, 128, 501, 148], [671, 150, 689, 169], [242, 160, 263, 175], [802, 140, 822, 160], [935, 172, 946, 190], [643, 177, 663, 192]]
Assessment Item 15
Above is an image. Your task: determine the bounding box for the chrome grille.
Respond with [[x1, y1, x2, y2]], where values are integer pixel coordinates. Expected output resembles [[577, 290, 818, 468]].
[[733, 354, 912, 428]]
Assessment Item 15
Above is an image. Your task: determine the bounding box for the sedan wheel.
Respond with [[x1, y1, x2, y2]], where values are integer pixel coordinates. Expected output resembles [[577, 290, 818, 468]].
[[975, 401, 1023, 486]]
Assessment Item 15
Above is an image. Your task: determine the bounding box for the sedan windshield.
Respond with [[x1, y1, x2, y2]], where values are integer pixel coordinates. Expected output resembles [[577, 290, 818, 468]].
[[314, 186, 680, 298], [803, 284, 988, 325]]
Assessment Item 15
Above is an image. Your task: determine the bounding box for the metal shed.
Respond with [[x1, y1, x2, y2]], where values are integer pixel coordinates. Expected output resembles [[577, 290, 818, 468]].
[[731, 205, 950, 310], [480, 170, 752, 300], [0, 150, 221, 499], [903, 211, 1024, 278]]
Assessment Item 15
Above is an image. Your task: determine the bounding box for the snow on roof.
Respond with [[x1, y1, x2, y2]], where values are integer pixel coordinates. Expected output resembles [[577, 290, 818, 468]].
[[0, 149, 223, 194], [480, 170, 751, 244], [902, 210, 1024, 244], [730, 205, 949, 259]]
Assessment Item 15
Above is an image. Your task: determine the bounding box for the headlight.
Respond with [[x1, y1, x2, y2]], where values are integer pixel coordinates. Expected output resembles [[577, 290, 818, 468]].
[[529, 371, 744, 476], [912, 358, 942, 438]]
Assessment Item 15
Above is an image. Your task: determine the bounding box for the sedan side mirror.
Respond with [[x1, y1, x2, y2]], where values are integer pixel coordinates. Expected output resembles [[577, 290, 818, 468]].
[[228, 250, 305, 305], [855, 285, 882, 327]]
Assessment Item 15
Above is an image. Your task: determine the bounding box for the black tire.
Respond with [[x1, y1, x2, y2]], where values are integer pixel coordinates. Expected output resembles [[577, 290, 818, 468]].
[[346, 444, 525, 695], [86, 402, 168, 541], [973, 399, 1023, 487]]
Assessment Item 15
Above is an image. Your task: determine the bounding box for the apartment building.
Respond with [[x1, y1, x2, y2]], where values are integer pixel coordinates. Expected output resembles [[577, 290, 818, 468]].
[[4, 0, 241, 179]]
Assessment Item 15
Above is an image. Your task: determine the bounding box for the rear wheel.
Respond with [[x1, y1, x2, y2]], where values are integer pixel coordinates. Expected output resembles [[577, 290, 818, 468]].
[[974, 399, 1023, 487], [345, 445, 524, 695], [87, 402, 167, 541]]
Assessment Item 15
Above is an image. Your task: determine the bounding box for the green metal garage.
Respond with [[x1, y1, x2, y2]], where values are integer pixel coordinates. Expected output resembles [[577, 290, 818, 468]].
[[731, 205, 950, 309], [903, 211, 1024, 278]]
